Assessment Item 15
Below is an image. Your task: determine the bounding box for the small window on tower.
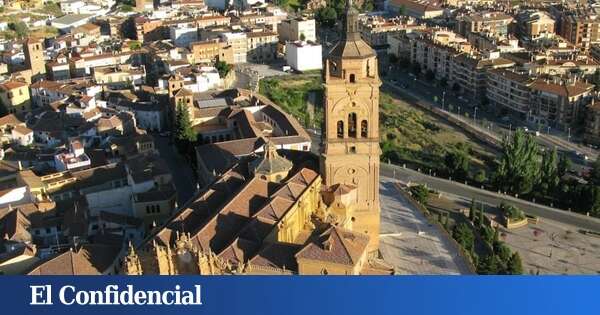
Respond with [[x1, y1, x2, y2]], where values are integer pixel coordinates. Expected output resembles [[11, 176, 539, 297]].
[[349, 74, 356, 83], [348, 113, 357, 138], [361, 120, 368, 137], [337, 120, 344, 138]]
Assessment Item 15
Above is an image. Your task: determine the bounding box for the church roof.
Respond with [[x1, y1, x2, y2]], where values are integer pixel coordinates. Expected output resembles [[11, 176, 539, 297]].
[[328, 39, 376, 59], [250, 142, 293, 176], [295, 226, 369, 266]]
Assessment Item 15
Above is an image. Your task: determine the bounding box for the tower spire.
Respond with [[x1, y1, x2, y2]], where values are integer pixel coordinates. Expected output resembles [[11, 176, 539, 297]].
[[344, 0, 360, 40]]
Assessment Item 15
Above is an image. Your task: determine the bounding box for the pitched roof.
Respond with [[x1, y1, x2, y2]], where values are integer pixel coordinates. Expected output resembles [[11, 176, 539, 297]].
[[295, 226, 369, 266], [531, 79, 594, 97], [0, 208, 31, 242], [0, 81, 27, 91], [26, 244, 121, 275]]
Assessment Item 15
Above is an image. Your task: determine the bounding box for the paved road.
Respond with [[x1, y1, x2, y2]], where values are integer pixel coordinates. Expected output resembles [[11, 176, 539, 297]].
[[379, 178, 472, 274], [382, 163, 600, 233], [153, 135, 197, 206]]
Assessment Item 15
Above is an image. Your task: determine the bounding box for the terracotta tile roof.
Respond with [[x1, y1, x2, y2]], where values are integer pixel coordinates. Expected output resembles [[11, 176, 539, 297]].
[[190, 177, 271, 252], [295, 226, 369, 266], [531, 79, 593, 97], [12, 125, 32, 135], [249, 242, 301, 271], [0, 114, 24, 126], [26, 244, 121, 275], [0, 80, 27, 91], [0, 208, 31, 242], [253, 195, 295, 222], [217, 237, 260, 265]]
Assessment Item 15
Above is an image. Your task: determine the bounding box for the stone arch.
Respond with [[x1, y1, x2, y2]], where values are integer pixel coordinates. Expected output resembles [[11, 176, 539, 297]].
[[331, 96, 371, 117]]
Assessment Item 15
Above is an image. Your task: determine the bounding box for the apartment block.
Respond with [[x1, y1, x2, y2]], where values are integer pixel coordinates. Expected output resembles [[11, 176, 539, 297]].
[[456, 12, 513, 37], [486, 68, 534, 117], [559, 8, 600, 49], [278, 18, 316, 43], [530, 78, 594, 128]]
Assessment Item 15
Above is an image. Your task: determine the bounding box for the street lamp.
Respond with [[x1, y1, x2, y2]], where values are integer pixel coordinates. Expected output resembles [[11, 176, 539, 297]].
[[458, 106, 461, 117], [474, 107, 478, 124], [568, 127, 571, 143], [442, 91, 446, 111]]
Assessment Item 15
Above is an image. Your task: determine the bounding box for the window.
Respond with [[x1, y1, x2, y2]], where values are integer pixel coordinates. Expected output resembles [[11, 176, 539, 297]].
[[361, 120, 368, 138], [349, 146, 356, 154], [349, 74, 356, 83], [348, 113, 357, 138], [337, 120, 344, 138]]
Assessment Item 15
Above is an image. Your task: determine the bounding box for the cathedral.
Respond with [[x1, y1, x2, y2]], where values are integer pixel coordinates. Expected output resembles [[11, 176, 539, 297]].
[[122, 0, 391, 275]]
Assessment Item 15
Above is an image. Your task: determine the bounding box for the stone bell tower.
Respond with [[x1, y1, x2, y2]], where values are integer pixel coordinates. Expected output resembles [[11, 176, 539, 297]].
[[320, 0, 381, 252]]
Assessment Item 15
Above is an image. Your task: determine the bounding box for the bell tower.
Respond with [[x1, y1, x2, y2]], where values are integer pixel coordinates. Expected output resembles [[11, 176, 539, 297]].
[[321, 0, 381, 252]]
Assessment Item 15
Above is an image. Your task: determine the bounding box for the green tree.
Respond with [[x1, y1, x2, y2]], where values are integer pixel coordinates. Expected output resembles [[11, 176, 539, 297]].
[[409, 185, 429, 204], [494, 129, 540, 195], [493, 227, 499, 244], [315, 6, 337, 28], [444, 147, 469, 180], [43, 2, 64, 16], [540, 147, 559, 195], [215, 60, 232, 78], [475, 169, 487, 183], [507, 252, 523, 275], [590, 158, 600, 185], [468, 198, 475, 222], [480, 226, 494, 246], [593, 69, 600, 91], [128, 40, 141, 50], [362, 0, 374, 12], [557, 154, 572, 178], [478, 255, 500, 274], [8, 21, 28, 38], [453, 223, 474, 252], [495, 242, 512, 267], [120, 3, 133, 11], [500, 202, 525, 220], [174, 102, 196, 153], [581, 185, 600, 217]]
